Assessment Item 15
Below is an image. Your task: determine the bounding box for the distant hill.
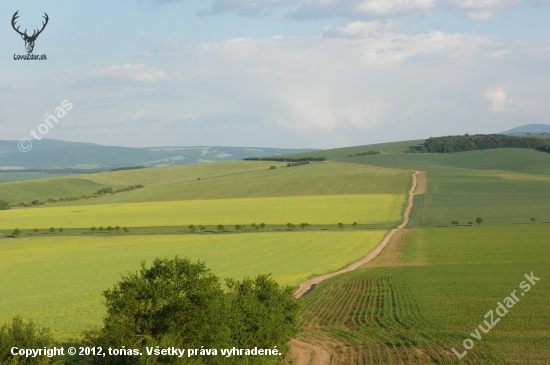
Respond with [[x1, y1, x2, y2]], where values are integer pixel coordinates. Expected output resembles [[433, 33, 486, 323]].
[[0, 139, 317, 170], [501, 124, 550, 135]]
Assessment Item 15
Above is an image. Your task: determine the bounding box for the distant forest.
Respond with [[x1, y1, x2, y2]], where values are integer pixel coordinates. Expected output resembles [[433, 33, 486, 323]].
[[423, 134, 550, 153]]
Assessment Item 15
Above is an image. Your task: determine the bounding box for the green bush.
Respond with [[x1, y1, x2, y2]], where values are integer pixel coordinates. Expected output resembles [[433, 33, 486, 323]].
[[0, 317, 61, 364]]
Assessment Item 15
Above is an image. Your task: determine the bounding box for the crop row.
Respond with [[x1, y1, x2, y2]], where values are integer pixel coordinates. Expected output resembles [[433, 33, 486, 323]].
[[294, 269, 503, 364]]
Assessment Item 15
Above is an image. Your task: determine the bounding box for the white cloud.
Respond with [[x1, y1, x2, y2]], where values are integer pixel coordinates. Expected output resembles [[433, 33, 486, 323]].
[[485, 88, 548, 113], [443, 0, 520, 20], [291, 0, 434, 19], [186, 28, 502, 133], [132, 111, 153, 120], [323, 20, 398, 38], [73, 64, 168, 87]]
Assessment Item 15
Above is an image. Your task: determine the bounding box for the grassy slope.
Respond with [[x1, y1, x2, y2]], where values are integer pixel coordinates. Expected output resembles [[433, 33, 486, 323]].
[[297, 225, 550, 364], [339, 149, 550, 226], [0, 194, 405, 229], [0, 161, 411, 206], [277, 139, 425, 160], [0, 231, 385, 340]]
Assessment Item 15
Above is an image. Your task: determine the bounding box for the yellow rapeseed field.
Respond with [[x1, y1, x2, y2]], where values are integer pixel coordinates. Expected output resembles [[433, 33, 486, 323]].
[[0, 231, 386, 340], [0, 194, 405, 229]]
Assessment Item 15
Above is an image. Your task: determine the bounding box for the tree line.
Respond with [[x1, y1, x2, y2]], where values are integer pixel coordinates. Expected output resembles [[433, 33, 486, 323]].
[[0, 185, 144, 210], [423, 134, 550, 153], [243, 157, 326, 162]]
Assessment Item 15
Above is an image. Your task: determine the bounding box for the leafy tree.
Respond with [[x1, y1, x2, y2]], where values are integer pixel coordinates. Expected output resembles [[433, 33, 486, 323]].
[[123, 227, 129, 233], [88, 257, 228, 364], [97, 187, 113, 194], [98, 226, 104, 232], [352, 222, 357, 228], [476, 217, 483, 225], [198, 225, 206, 233], [91, 227, 96, 232], [49, 227, 55, 233], [531, 217, 537, 224], [188, 224, 196, 233], [286, 223, 295, 230], [225, 274, 300, 361], [31, 200, 40, 206], [0, 317, 58, 365], [58, 228, 63, 233], [269, 166, 276, 169], [217, 224, 224, 233], [235, 225, 243, 232], [12, 228, 21, 236], [107, 226, 113, 232], [115, 226, 120, 231], [338, 223, 344, 230], [87, 257, 299, 365], [468, 221, 473, 226], [33, 228, 38, 233], [260, 223, 266, 231], [300, 223, 306, 230], [0, 200, 9, 210], [451, 221, 459, 226], [251, 223, 256, 230]]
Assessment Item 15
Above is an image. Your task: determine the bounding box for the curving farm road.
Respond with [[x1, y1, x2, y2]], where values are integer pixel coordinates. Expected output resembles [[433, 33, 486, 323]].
[[289, 168, 423, 365]]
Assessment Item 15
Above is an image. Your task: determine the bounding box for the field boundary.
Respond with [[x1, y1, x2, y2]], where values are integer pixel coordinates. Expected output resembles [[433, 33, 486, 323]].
[[294, 168, 420, 299]]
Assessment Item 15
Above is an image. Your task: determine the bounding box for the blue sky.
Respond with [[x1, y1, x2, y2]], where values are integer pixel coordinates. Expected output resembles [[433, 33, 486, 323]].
[[1, 0, 548, 148]]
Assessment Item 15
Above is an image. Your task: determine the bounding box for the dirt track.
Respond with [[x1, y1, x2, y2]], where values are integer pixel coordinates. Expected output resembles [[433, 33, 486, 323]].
[[289, 167, 423, 365], [293, 169, 421, 299]]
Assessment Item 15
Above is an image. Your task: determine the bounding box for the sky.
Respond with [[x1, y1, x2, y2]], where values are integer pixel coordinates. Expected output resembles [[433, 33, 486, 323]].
[[0, 0, 548, 149]]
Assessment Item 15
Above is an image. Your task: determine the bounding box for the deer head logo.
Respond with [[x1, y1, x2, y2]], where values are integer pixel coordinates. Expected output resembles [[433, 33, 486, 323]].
[[12, 11, 49, 54]]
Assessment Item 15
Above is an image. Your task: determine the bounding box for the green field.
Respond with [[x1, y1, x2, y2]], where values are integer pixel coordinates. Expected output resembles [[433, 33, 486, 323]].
[[339, 149, 550, 227], [0, 231, 385, 340], [0, 194, 405, 230], [0, 161, 411, 206], [297, 225, 550, 364]]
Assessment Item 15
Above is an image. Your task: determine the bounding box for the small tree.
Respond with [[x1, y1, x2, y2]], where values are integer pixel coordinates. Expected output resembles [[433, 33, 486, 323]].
[[98, 226, 104, 232], [33, 228, 38, 233], [198, 225, 206, 233], [235, 225, 243, 232], [352, 222, 357, 228], [49, 227, 55, 233], [217, 224, 224, 233], [91, 227, 96, 232], [451, 220, 459, 226], [286, 223, 295, 230], [188, 224, 196, 233], [260, 223, 266, 231], [0, 317, 56, 365], [12, 228, 21, 236], [468, 221, 473, 226], [58, 228, 63, 233], [269, 166, 276, 169], [338, 223, 344, 230], [114, 226, 120, 231], [300, 223, 306, 230], [476, 217, 483, 225], [251, 223, 256, 230], [531, 217, 537, 224], [107, 226, 113, 232], [0, 199, 9, 210], [123, 227, 129, 233]]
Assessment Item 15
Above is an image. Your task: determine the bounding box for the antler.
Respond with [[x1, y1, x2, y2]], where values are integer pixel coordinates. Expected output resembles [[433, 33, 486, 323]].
[[11, 11, 27, 37], [32, 13, 49, 38]]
